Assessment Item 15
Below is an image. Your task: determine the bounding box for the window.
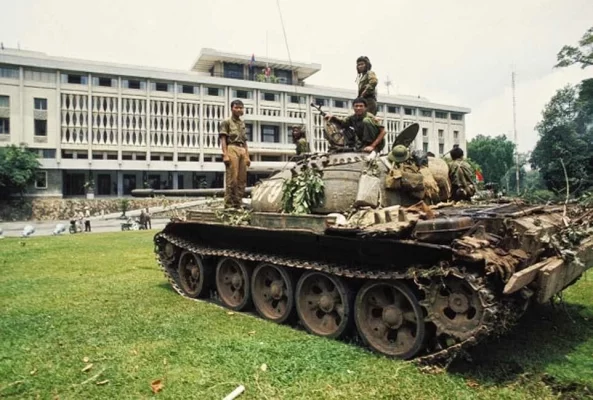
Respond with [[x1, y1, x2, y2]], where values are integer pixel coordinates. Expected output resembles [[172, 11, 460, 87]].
[[314, 98, 327, 107], [92, 152, 103, 160], [122, 154, 133, 160], [289, 95, 305, 104], [262, 92, 278, 102], [0, 66, 19, 79], [234, 89, 251, 99], [154, 82, 170, 92], [261, 125, 279, 143], [435, 111, 448, 119], [207, 87, 221, 96], [404, 108, 415, 116], [422, 128, 428, 137], [439, 143, 444, 155], [334, 100, 346, 108], [61, 151, 73, 159], [0, 95, 9, 107], [163, 155, 173, 161], [420, 109, 432, 117], [35, 171, 47, 189], [41, 149, 56, 158], [261, 155, 281, 162], [25, 69, 55, 83], [423, 142, 429, 152], [275, 69, 292, 85], [0, 118, 9, 134], [136, 153, 146, 161], [64, 74, 88, 85], [224, 63, 244, 79], [453, 131, 459, 140], [180, 85, 196, 94], [245, 123, 253, 141], [107, 153, 118, 160], [125, 79, 143, 90], [387, 105, 399, 114], [98, 77, 114, 87], [34, 98, 47, 110], [34, 119, 47, 136], [451, 113, 463, 121], [150, 154, 161, 161], [438, 129, 444, 138]]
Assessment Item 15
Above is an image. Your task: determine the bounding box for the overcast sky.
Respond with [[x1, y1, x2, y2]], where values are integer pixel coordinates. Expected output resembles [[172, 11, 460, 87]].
[[2, 0, 592, 152]]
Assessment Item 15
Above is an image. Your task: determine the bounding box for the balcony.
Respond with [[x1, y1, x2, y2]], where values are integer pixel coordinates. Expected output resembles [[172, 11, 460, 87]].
[[207, 71, 301, 86]]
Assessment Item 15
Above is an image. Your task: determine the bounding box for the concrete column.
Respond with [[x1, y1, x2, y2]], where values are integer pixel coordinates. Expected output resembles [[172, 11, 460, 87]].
[[172, 171, 179, 189], [117, 170, 123, 197], [56, 70, 62, 164], [19, 67, 24, 144], [199, 84, 204, 164]]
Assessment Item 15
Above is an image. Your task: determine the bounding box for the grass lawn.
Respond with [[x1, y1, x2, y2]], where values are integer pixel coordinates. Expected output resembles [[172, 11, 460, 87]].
[[1, 231, 592, 399]]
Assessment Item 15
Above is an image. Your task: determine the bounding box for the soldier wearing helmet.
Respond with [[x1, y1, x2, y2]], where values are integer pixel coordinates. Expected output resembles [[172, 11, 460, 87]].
[[356, 56, 378, 115], [291, 125, 310, 155]]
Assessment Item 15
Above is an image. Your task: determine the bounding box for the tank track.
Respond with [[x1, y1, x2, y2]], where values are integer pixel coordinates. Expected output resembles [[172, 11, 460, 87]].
[[154, 232, 507, 364]]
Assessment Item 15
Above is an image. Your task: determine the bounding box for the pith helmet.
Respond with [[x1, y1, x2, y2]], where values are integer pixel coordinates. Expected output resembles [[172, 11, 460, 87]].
[[388, 145, 410, 163]]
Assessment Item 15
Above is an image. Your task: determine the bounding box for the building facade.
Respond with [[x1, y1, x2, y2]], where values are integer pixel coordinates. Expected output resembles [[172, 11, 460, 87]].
[[0, 48, 470, 197]]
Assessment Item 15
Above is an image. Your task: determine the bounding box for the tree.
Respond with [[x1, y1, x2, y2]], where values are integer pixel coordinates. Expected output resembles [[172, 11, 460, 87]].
[[555, 26, 593, 69], [0, 145, 41, 199], [531, 85, 593, 194], [467, 135, 515, 186]]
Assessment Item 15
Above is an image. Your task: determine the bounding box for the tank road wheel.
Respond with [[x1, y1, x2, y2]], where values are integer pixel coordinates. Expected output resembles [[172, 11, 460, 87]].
[[427, 277, 485, 341], [355, 281, 426, 359], [216, 258, 252, 311], [177, 251, 210, 298], [296, 272, 352, 339], [251, 263, 295, 324]]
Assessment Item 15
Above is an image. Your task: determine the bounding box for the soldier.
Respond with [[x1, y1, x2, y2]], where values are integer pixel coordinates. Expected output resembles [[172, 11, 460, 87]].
[[220, 99, 251, 208], [324, 98, 386, 152], [356, 56, 378, 115], [449, 147, 475, 201], [292, 125, 310, 155]]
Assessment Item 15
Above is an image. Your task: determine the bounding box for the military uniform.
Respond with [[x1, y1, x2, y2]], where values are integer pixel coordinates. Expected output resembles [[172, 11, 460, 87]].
[[220, 117, 248, 208], [449, 159, 475, 201], [296, 137, 310, 155], [358, 70, 378, 115], [335, 112, 385, 152]]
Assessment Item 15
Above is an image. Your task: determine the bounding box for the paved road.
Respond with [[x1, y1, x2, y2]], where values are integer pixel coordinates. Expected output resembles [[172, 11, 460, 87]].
[[0, 217, 171, 238]]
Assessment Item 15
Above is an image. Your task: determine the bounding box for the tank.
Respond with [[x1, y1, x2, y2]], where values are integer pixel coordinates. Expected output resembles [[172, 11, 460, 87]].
[[151, 123, 593, 363]]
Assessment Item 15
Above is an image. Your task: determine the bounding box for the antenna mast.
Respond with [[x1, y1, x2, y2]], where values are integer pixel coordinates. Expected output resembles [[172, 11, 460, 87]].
[[512, 70, 519, 194], [384, 75, 393, 95]]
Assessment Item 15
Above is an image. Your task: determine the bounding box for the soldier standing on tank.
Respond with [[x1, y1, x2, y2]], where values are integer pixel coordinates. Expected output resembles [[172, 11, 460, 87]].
[[292, 125, 310, 155], [356, 56, 378, 115], [324, 98, 386, 152], [220, 99, 251, 209], [449, 147, 476, 201]]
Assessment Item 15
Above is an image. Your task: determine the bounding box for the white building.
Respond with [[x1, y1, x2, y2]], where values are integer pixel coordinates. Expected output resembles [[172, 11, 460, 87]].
[[0, 47, 470, 197]]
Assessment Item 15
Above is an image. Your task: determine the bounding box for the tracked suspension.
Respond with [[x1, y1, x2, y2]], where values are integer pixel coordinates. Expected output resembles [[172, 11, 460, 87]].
[[155, 232, 514, 364]]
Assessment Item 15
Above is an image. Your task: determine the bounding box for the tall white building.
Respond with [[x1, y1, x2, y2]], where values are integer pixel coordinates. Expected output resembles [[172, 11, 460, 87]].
[[0, 47, 470, 197]]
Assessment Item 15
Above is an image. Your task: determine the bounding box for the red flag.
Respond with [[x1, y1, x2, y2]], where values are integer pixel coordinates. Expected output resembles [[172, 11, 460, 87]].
[[475, 170, 484, 183]]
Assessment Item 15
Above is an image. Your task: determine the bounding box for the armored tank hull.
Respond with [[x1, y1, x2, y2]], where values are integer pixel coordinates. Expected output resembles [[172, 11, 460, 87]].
[[153, 151, 593, 362]]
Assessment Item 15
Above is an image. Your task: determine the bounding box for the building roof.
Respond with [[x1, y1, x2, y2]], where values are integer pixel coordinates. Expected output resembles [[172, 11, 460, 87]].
[[191, 48, 322, 81]]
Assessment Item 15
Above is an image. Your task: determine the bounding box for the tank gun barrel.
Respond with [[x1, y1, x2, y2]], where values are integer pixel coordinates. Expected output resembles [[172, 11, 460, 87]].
[[131, 187, 253, 198]]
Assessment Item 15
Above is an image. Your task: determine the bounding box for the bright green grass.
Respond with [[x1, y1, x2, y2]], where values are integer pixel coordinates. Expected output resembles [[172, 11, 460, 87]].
[[1, 232, 592, 399]]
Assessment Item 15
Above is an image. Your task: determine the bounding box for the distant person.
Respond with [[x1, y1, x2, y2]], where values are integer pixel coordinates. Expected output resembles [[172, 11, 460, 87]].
[[144, 208, 152, 229], [84, 207, 91, 232], [356, 56, 378, 115], [448, 147, 476, 201], [292, 125, 310, 155], [219, 99, 251, 209]]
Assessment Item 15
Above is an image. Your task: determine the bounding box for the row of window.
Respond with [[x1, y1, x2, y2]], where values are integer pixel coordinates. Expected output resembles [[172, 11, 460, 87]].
[[422, 127, 460, 140], [0, 95, 47, 110]]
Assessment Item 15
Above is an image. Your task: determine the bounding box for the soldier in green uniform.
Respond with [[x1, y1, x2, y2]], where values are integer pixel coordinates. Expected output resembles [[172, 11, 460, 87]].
[[448, 147, 475, 201], [324, 98, 386, 152], [219, 100, 251, 208], [356, 56, 378, 115], [291, 125, 310, 155]]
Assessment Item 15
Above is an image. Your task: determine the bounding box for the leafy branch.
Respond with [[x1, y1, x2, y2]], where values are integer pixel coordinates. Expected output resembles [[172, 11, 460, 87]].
[[281, 165, 325, 214]]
